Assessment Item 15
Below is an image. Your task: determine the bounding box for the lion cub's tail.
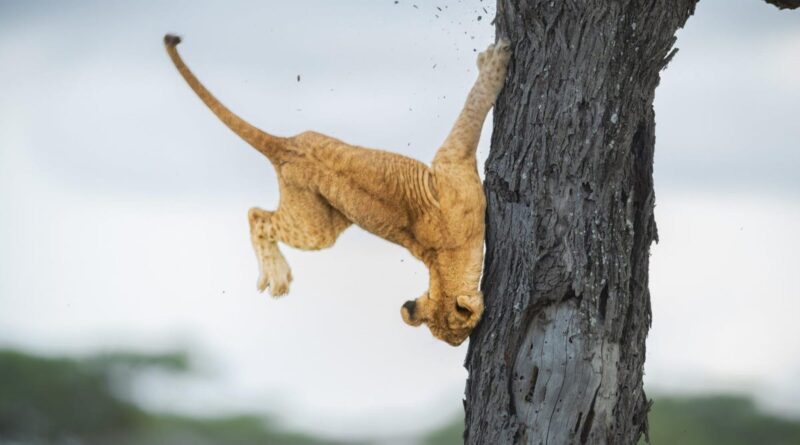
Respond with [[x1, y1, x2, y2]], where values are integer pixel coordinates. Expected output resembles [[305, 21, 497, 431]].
[[164, 34, 285, 161]]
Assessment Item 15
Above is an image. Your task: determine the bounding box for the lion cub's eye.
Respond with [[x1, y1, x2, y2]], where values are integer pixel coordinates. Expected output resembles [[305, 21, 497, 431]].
[[455, 303, 472, 317]]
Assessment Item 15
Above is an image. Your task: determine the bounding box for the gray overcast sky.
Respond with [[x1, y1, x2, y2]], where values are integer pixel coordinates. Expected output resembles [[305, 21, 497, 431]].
[[1, 0, 798, 438]]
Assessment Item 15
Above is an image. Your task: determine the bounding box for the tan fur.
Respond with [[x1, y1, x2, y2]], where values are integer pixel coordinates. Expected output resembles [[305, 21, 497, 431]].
[[164, 34, 510, 345]]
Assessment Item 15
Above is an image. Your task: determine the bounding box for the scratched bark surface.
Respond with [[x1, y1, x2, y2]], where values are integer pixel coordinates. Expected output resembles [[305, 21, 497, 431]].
[[464, 1, 697, 444]]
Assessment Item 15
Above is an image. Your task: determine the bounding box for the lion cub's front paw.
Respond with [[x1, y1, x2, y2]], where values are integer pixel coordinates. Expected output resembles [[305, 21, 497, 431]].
[[477, 39, 510, 69], [477, 39, 511, 95]]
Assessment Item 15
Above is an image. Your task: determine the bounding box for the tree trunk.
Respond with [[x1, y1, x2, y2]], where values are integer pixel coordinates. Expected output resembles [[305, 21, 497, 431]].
[[464, 1, 696, 444]]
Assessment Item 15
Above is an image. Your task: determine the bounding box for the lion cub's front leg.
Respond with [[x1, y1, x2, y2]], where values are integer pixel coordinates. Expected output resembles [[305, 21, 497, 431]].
[[476, 39, 512, 96], [434, 40, 511, 165]]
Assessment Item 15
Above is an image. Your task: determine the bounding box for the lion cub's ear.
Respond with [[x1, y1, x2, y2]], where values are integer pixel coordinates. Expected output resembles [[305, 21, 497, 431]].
[[456, 294, 484, 323]]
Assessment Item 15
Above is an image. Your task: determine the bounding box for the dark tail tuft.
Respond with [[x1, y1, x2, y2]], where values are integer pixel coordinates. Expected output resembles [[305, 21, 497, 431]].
[[164, 34, 182, 47]]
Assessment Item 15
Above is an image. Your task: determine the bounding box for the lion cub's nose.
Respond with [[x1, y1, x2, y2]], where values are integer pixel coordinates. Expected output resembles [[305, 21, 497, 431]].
[[401, 300, 423, 327], [402, 300, 417, 318]]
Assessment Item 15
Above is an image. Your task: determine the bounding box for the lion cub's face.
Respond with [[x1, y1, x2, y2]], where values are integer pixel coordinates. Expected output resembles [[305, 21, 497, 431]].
[[400, 290, 484, 346]]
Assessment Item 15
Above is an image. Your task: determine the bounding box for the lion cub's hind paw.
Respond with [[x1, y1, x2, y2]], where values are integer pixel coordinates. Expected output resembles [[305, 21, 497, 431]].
[[267, 279, 291, 297], [257, 273, 269, 293], [257, 256, 293, 297]]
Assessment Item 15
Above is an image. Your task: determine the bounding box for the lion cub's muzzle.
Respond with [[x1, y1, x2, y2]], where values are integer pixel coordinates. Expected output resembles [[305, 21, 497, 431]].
[[400, 293, 485, 346]]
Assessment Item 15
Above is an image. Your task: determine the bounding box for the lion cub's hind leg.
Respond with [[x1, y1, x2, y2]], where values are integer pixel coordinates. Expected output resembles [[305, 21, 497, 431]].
[[248, 208, 293, 296], [248, 184, 351, 297]]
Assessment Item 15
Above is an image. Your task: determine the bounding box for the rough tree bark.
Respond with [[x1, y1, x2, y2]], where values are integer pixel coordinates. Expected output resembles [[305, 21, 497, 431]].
[[464, 1, 694, 444], [464, 1, 798, 444]]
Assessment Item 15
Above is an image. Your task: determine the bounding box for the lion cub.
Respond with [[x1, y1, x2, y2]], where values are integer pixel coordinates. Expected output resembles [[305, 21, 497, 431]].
[[165, 34, 510, 345]]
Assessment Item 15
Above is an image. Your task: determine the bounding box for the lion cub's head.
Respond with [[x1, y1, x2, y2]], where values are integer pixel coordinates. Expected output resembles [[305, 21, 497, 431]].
[[400, 290, 484, 346]]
